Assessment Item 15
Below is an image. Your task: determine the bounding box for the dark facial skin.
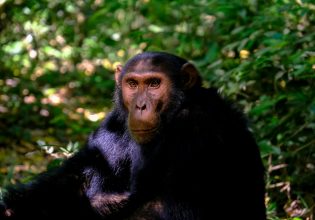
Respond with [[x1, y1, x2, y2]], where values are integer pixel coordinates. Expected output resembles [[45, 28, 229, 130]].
[[120, 72, 172, 144]]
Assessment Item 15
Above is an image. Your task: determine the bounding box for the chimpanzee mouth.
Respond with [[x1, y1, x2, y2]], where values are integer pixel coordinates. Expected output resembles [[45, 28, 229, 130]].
[[131, 127, 158, 134]]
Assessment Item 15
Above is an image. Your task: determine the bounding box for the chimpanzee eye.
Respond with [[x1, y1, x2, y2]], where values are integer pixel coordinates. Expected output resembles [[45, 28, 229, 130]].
[[127, 79, 138, 89], [149, 78, 161, 88]]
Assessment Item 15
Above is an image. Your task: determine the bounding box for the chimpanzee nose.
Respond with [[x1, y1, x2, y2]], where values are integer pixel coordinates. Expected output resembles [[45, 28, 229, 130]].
[[136, 103, 146, 111]]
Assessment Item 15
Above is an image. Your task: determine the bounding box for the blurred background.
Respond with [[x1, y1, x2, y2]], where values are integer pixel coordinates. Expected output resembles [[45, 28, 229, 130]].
[[0, 0, 314, 219]]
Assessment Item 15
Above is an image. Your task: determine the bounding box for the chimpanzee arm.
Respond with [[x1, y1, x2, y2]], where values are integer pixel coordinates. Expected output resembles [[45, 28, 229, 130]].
[[0, 109, 134, 220], [0, 148, 106, 219]]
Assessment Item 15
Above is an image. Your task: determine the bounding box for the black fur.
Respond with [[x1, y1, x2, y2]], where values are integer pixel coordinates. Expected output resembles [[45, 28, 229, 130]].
[[0, 52, 266, 220]]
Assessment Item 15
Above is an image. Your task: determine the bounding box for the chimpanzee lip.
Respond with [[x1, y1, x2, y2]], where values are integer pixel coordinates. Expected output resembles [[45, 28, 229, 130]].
[[131, 127, 158, 133]]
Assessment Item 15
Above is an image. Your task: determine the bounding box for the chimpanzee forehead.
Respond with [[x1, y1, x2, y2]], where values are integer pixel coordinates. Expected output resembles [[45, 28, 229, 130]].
[[125, 59, 180, 75], [122, 52, 188, 75], [126, 59, 171, 74]]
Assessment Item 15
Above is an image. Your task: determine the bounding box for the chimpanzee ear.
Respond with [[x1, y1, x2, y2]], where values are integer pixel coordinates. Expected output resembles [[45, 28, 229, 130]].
[[115, 64, 123, 86], [181, 63, 201, 89]]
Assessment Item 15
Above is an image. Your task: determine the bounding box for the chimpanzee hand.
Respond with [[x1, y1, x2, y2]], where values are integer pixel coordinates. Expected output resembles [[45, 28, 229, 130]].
[[0, 201, 14, 219]]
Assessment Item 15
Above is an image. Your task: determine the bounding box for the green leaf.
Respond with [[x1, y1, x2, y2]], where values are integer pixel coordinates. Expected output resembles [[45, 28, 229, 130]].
[[43, 46, 62, 58], [3, 41, 24, 55], [259, 140, 281, 155], [250, 95, 286, 116]]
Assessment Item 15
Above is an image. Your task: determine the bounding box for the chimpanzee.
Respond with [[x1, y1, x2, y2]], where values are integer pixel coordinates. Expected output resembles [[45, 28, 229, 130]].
[[0, 51, 266, 220]]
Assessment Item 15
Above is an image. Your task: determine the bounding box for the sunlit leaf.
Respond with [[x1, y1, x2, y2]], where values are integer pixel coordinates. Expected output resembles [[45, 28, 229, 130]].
[[148, 25, 164, 33], [43, 46, 62, 58], [3, 41, 24, 55]]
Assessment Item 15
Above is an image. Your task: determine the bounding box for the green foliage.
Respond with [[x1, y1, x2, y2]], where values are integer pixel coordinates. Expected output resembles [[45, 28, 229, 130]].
[[0, 0, 314, 218]]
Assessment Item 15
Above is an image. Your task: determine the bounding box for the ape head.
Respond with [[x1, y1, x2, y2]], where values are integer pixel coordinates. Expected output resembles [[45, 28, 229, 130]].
[[114, 52, 201, 144]]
